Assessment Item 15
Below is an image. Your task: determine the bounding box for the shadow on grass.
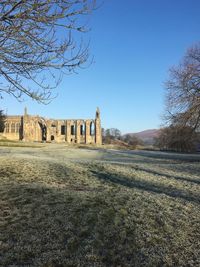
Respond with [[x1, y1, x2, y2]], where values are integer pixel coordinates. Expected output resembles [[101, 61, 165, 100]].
[[0, 183, 137, 267], [166, 163, 200, 177], [131, 151, 200, 162], [94, 160, 200, 186], [1, 175, 199, 267], [130, 166, 200, 185], [109, 150, 200, 162], [99, 151, 198, 166], [91, 170, 200, 204]]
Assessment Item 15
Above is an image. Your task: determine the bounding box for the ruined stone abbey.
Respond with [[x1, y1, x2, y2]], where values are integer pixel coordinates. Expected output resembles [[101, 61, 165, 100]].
[[2, 108, 102, 145]]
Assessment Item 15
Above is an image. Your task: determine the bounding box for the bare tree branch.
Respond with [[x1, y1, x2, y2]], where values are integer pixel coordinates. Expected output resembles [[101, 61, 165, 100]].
[[0, 0, 97, 103]]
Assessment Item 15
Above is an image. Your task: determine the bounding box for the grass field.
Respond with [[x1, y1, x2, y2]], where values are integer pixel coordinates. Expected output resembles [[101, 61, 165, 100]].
[[0, 144, 200, 266]]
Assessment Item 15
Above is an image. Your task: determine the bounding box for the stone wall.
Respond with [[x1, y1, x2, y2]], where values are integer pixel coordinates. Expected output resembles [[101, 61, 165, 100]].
[[2, 108, 102, 145], [2, 116, 22, 141]]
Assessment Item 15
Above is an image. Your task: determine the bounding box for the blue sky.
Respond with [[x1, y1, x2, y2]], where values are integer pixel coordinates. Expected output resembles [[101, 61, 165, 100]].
[[1, 0, 200, 133]]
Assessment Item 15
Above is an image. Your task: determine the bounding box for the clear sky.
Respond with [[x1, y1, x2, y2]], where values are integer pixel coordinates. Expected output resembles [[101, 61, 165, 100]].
[[1, 0, 200, 134]]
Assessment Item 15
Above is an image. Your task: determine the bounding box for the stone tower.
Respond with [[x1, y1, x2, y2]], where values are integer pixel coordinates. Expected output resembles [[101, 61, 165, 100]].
[[95, 107, 102, 145]]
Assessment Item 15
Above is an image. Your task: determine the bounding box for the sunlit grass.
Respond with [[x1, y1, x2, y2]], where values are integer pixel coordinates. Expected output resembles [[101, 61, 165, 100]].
[[0, 139, 44, 148], [0, 148, 199, 266]]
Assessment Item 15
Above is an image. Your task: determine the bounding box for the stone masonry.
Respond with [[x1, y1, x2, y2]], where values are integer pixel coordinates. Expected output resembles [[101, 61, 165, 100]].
[[2, 108, 102, 145]]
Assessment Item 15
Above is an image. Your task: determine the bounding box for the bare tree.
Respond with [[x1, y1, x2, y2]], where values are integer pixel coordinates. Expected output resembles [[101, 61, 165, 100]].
[[0, 0, 96, 103], [102, 128, 122, 144], [109, 128, 121, 140], [165, 43, 200, 130], [122, 134, 143, 148], [155, 125, 198, 152]]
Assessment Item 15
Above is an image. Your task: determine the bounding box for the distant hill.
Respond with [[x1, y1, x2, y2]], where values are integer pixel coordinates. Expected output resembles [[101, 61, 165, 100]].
[[125, 129, 160, 145]]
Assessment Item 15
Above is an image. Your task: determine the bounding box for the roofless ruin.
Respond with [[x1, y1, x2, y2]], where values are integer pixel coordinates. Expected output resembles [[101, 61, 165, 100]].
[[2, 108, 102, 145]]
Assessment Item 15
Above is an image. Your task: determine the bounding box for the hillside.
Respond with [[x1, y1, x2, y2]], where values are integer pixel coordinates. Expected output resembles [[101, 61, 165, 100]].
[[126, 129, 160, 145]]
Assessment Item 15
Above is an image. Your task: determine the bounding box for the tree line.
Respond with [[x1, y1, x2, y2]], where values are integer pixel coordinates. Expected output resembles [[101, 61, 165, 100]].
[[156, 43, 200, 152], [155, 125, 199, 153], [102, 128, 143, 149]]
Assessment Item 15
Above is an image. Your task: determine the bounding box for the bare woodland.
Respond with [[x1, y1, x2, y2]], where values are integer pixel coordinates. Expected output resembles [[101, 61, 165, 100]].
[[165, 43, 200, 131], [156, 43, 200, 152]]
